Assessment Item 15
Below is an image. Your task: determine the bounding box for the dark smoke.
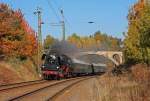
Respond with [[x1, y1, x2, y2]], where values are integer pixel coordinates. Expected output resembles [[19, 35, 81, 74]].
[[76, 54, 111, 64], [48, 41, 80, 58], [47, 40, 108, 73], [48, 41, 110, 64]]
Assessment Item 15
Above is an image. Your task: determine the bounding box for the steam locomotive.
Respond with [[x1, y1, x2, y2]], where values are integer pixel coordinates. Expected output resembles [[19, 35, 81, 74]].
[[41, 52, 73, 80], [41, 51, 106, 80]]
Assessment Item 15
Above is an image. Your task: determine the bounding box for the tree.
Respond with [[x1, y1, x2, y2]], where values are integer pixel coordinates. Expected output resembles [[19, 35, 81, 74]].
[[0, 3, 37, 59], [124, 0, 150, 65], [68, 33, 82, 48], [43, 35, 55, 50], [67, 32, 121, 51], [138, 3, 150, 65]]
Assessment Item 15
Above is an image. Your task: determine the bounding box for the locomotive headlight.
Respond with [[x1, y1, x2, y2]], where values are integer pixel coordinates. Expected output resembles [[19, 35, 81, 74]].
[[56, 66, 60, 69], [50, 55, 56, 59], [42, 65, 45, 68]]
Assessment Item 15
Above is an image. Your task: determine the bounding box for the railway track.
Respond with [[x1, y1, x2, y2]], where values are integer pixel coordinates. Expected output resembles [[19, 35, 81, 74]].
[[0, 79, 66, 101], [48, 77, 92, 101], [0, 79, 45, 91], [0, 76, 92, 101]]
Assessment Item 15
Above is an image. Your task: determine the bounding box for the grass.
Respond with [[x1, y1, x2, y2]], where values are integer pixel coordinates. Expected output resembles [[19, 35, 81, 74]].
[[98, 64, 150, 101]]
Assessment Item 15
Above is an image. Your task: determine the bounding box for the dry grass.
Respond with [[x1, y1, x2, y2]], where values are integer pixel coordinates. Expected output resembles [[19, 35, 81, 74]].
[[131, 64, 150, 84], [0, 62, 23, 84], [98, 64, 150, 101], [0, 59, 40, 85]]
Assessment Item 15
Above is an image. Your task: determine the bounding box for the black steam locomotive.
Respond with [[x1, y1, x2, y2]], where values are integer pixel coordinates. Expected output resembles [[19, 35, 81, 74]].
[[41, 52, 73, 80], [41, 52, 106, 80]]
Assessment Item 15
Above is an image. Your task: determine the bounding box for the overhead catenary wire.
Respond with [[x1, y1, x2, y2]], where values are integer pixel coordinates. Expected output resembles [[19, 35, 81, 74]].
[[51, 0, 71, 28], [52, 0, 62, 11], [46, 0, 61, 22], [45, 0, 72, 38]]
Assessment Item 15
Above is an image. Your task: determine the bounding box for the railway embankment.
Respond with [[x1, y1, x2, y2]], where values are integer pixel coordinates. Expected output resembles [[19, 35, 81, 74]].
[[0, 59, 40, 85]]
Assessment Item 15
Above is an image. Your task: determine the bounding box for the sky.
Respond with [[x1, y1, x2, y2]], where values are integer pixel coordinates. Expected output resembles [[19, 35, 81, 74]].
[[0, 0, 138, 40]]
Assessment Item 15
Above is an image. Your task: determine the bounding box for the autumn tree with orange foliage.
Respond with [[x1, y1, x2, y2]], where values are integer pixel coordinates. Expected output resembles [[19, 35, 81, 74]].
[[67, 32, 121, 51], [0, 4, 37, 60]]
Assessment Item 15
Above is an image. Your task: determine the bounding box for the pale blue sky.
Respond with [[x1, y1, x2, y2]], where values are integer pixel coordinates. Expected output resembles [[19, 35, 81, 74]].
[[0, 0, 137, 40]]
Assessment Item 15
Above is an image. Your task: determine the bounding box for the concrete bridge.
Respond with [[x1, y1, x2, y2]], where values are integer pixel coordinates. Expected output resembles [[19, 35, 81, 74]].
[[79, 51, 123, 66]]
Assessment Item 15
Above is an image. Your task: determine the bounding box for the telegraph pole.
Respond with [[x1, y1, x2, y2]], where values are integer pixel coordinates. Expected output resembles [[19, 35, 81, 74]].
[[34, 7, 43, 75], [34, 7, 43, 44], [60, 9, 65, 41], [50, 9, 66, 41]]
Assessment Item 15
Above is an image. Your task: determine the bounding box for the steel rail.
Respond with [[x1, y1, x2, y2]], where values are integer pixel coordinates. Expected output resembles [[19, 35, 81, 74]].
[[0, 79, 45, 91], [10, 77, 92, 101], [48, 77, 93, 101]]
